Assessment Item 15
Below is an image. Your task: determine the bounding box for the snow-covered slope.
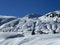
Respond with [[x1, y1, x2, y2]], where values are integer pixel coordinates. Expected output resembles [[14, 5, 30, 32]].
[[0, 11, 60, 34], [0, 11, 60, 45], [0, 33, 60, 45]]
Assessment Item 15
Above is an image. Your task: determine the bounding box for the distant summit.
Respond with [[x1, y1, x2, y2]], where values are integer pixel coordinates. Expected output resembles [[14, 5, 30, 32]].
[[25, 13, 40, 18]]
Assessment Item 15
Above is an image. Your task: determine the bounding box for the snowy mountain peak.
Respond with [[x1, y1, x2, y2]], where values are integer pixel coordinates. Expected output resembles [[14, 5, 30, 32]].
[[45, 10, 60, 18], [0, 15, 17, 18], [1, 11, 60, 45], [25, 13, 40, 18], [54, 10, 60, 14], [0, 11, 60, 34]]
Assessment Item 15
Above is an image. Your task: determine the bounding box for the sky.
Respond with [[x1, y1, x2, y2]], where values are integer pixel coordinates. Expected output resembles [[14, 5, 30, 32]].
[[0, 0, 60, 17]]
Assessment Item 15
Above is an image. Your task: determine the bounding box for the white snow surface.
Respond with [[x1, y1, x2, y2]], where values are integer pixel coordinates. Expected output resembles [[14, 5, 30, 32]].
[[0, 11, 60, 45], [0, 32, 60, 45]]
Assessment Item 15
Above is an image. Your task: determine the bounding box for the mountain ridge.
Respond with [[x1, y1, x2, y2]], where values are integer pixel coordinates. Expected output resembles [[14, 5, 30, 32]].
[[0, 10, 60, 35]]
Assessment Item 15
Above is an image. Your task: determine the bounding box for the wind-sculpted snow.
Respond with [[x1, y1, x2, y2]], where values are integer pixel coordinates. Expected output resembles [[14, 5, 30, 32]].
[[0, 11, 60, 34], [0, 11, 60, 45]]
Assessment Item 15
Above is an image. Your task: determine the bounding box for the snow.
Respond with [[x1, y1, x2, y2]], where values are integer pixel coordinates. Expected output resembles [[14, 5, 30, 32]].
[[0, 15, 17, 18], [0, 10, 60, 45], [0, 33, 60, 45]]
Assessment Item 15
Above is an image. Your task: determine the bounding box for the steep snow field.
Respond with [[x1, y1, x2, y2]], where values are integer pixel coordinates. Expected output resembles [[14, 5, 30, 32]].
[[0, 11, 60, 45]]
